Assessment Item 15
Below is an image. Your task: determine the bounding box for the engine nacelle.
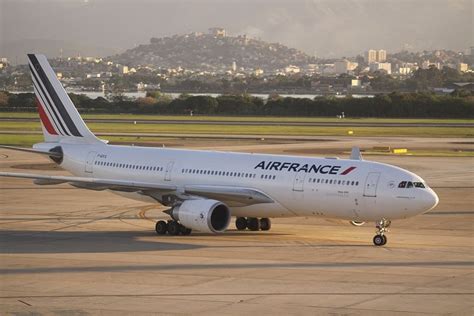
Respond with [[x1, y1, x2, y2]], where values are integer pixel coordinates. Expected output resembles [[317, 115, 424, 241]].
[[171, 199, 231, 233], [350, 221, 366, 227]]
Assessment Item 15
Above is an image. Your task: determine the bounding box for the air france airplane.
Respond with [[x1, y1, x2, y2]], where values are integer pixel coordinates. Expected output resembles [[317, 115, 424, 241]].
[[0, 54, 439, 246]]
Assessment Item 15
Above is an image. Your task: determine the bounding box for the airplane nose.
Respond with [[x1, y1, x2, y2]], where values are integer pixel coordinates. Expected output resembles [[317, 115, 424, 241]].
[[422, 189, 439, 212]]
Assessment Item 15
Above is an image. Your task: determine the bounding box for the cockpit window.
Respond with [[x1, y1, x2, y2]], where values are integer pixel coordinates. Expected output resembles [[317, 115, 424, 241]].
[[399, 181, 426, 189]]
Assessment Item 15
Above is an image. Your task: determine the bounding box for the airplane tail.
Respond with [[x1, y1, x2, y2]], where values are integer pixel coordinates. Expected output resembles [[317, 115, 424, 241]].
[[27, 54, 103, 144]]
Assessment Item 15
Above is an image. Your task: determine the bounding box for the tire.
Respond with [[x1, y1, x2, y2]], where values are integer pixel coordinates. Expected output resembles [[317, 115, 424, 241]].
[[235, 217, 248, 230], [155, 220, 168, 235], [180, 224, 192, 236], [373, 235, 385, 246], [382, 235, 387, 245], [259, 218, 271, 231], [167, 221, 181, 236], [247, 217, 260, 231]]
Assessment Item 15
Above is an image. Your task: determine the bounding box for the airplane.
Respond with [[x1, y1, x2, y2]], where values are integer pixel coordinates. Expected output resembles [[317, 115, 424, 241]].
[[0, 54, 439, 246]]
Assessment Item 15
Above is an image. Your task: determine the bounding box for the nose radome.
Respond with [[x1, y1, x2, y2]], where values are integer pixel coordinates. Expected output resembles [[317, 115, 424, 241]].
[[423, 189, 439, 212]]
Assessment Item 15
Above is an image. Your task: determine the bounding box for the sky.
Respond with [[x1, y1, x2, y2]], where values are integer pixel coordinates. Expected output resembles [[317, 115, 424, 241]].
[[1, 0, 472, 64]]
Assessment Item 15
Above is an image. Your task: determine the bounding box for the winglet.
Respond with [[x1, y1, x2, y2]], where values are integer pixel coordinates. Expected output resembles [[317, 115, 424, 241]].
[[350, 147, 363, 160]]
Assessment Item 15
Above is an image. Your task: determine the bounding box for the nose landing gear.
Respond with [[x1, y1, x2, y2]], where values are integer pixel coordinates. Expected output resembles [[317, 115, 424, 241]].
[[373, 218, 391, 246]]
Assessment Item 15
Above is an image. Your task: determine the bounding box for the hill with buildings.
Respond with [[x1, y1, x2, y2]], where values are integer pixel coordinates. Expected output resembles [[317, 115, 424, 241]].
[[110, 29, 318, 73]]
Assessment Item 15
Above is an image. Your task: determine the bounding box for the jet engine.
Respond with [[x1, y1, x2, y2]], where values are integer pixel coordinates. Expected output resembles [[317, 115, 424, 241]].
[[170, 199, 231, 233]]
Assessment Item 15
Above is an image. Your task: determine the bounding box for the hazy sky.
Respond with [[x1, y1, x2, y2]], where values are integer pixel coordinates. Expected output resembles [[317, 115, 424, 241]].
[[1, 0, 472, 63]]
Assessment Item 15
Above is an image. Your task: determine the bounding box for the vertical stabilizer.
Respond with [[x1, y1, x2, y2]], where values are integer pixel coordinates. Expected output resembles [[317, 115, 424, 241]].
[[27, 54, 102, 144]]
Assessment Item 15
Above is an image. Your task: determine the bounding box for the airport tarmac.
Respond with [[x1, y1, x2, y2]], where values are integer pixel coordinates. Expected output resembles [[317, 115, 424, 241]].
[[0, 138, 473, 315]]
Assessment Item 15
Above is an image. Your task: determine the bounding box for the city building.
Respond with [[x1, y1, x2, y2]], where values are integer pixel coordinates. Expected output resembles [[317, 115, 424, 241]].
[[457, 63, 468, 72], [377, 50, 387, 62], [398, 67, 412, 75], [121, 65, 129, 74], [334, 60, 358, 74], [366, 50, 377, 63], [366, 49, 387, 63], [351, 79, 361, 87], [369, 62, 392, 74], [231, 61, 237, 72]]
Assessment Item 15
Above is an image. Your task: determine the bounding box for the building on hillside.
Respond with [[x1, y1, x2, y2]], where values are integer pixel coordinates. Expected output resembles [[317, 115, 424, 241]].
[[334, 60, 359, 74], [421, 60, 440, 69], [377, 50, 387, 62], [351, 79, 362, 87], [209, 27, 226, 37], [366, 50, 377, 63], [369, 62, 392, 74], [457, 63, 468, 72], [398, 67, 412, 75], [284, 65, 301, 74]]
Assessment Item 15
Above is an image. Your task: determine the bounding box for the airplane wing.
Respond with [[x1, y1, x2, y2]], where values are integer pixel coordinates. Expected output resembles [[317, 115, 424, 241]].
[[184, 185, 274, 206], [0, 172, 177, 191], [0, 172, 274, 207]]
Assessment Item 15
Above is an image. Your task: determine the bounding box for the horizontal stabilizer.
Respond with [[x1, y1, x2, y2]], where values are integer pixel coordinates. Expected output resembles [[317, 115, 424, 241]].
[[0, 145, 63, 158]]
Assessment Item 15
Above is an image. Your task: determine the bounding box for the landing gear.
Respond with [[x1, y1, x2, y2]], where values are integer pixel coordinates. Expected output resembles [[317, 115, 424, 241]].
[[247, 217, 260, 231], [373, 219, 391, 246], [236, 217, 248, 230], [155, 220, 192, 236], [259, 218, 271, 231], [155, 220, 168, 235], [235, 217, 271, 231], [167, 220, 181, 235], [373, 234, 387, 246], [180, 225, 192, 236]]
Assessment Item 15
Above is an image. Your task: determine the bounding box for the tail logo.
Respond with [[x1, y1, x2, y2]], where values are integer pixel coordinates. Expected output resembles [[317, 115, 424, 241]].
[[28, 54, 82, 137]]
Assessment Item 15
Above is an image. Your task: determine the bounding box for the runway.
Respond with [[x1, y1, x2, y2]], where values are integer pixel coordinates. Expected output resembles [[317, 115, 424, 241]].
[[0, 139, 473, 315]]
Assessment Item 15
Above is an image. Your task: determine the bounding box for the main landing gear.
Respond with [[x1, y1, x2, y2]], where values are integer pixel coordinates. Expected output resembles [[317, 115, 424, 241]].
[[373, 218, 391, 246], [235, 217, 271, 231], [155, 220, 192, 236]]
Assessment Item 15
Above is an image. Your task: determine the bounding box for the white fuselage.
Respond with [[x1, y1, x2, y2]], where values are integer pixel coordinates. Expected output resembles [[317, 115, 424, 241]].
[[54, 143, 439, 222]]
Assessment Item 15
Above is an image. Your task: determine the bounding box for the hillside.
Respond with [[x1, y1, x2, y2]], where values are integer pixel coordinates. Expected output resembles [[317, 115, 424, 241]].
[[111, 33, 317, 72]]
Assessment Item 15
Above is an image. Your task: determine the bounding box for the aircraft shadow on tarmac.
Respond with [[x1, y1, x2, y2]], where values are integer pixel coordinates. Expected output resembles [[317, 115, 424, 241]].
[[0, 229, 289, 254], [0, 230, 203, 254]]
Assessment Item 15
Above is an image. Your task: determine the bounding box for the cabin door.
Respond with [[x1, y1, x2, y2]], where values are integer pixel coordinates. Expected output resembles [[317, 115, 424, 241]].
[[84, 151, 97, 174], [164, 161, 174, 181], [364, 172, 380, 197], [292, 170, 306, 192]]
